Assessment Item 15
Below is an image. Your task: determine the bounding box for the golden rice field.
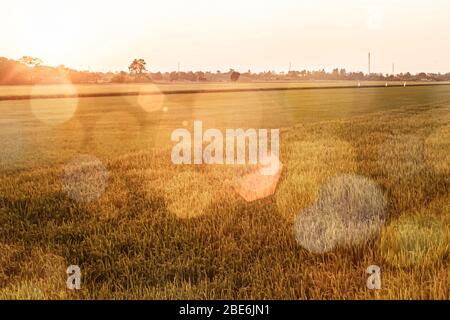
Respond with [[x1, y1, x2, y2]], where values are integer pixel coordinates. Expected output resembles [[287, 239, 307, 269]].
[[0, 82, 448, 299]]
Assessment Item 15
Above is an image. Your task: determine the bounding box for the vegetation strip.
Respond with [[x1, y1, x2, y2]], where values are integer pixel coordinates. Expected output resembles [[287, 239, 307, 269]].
[[2, 82, 450, 101]]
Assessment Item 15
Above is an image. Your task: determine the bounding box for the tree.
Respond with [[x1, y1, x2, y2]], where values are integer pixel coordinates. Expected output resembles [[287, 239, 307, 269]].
[[186, 71, 196, 81], [195, 71, 206, 81], [230, 71, 240, 82], [128, 59, 147, 74], [169, 71, 179, 82], [332, 68, 339, 78], [111, 71, 128, 83], [152, 71, 163, 81], [18, 56, 43, 83], [19, 56, 43, 68]]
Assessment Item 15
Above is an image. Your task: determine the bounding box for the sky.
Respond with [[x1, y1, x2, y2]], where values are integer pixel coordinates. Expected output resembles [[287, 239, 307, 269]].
[[1, 0, 449, 74]]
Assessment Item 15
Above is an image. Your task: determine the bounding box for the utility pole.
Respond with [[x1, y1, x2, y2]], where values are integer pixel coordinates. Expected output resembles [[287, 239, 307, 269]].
[[289, 62, 291, 73], [368, 52, 371, 75], [392, 63, 395, 75]]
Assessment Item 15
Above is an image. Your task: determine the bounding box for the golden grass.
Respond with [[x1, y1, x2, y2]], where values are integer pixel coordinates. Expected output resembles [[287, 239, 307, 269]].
[[0, 84, 448, 299]]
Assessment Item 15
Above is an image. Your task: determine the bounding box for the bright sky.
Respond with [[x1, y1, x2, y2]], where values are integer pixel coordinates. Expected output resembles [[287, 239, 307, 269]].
[[1, 0, 449, 73]]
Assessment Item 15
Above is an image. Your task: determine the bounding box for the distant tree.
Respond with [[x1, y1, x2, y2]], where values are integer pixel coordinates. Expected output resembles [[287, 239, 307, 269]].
[[332, 68, 339, 78], [230, 71, 240, 82], [186, 71, 196, 81], [111, 71, 128, 83], [417, 72, 427, 80], [128, 59, 147, 75], [152, 71, 163, 81], [18, 56, 43, 83], [195, 71, 206, 81], [128, 58, 152, 82], [169, 71, 179, 82], [19, 56, 43, 68], [0, 57, 27, 84]]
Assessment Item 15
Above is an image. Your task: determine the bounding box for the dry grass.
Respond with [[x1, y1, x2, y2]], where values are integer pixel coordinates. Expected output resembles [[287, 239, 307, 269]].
[[0, 84, 448, 299]]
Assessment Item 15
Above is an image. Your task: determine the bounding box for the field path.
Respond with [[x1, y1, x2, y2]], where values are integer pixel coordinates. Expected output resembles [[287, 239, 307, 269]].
[[1, 82, 450, 101]]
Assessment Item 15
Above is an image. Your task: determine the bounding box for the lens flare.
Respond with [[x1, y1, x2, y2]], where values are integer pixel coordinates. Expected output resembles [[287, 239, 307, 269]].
[[63, 154, 108, 204], [136, 84, 166, 113], [30, 83, 78, 125], [276, 137, 357, 221], [236, 152, 282, 202], [294, 174, 386, 254]]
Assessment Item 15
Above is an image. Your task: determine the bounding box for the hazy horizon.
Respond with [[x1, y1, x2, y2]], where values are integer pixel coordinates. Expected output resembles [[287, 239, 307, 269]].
[[2, 0, 449, 74]]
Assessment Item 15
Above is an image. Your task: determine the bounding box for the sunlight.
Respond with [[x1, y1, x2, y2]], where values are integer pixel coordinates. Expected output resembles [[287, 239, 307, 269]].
[[17, 3, 93, 66], [2, 0, 449, 73]]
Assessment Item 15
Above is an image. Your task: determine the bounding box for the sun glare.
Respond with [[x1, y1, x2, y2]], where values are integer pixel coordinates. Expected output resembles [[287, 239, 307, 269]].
[[8, 3, 93, 66], [2, 0, 449, 73]]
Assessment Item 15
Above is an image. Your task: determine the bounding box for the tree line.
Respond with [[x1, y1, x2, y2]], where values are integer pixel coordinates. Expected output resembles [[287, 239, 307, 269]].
[[1, 56, 449, 85]]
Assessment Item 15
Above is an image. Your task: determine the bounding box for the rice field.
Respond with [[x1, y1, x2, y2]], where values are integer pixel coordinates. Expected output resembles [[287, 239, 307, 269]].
[[0, 82, 448, 299]]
